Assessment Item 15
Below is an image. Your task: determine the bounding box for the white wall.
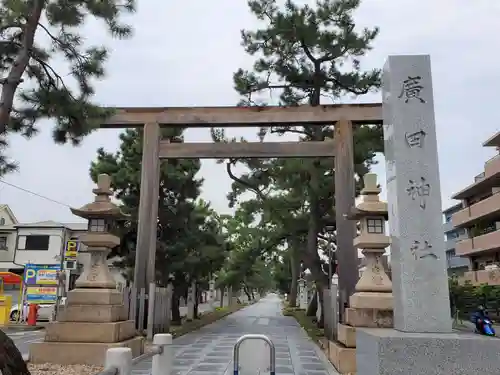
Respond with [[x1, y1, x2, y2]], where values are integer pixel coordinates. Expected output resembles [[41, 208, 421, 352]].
[[14, 227, 65, 266], [0, 206, 18, 265], [0, 231, 17, 263]]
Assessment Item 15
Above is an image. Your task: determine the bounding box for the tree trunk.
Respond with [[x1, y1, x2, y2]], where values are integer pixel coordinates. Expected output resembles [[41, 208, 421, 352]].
[[171, 285, 182, 325], [243, 286, 252, 301], [306, 291, 317, 316], [0, 0, 44, 133], [289, 244, 300, 307], [193, 284, 199, 319], [303, 190, 328, 325]]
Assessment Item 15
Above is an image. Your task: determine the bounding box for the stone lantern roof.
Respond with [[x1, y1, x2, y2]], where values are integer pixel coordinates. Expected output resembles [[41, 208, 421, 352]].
[[346, 173, 388, 220], [70, 174, 128, 220]]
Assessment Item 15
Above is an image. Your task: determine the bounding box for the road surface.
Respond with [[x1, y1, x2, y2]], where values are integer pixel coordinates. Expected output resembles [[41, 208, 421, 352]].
[[9, 296, 337, 375], [9, 330, 45, 356], [132, 293, 337, 375]]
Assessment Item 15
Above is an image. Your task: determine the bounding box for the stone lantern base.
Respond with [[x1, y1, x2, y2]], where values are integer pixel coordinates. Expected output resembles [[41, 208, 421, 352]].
[[29, 288, 144, 365], [328, 291, 393, 374]]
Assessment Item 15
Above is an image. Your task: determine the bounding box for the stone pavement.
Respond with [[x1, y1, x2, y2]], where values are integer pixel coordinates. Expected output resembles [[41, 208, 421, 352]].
[[132, 293, 338, 375]]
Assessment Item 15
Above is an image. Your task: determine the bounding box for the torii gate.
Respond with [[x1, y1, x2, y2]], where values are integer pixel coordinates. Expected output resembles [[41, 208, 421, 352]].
[[101, 103, 383, 321]]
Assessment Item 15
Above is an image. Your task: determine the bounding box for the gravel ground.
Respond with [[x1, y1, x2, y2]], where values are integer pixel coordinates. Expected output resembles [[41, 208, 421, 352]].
[[28, 364, 104, 375]]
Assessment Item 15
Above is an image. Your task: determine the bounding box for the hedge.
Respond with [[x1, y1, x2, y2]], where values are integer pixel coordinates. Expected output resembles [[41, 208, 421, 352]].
[[449, 278, 500, 319]]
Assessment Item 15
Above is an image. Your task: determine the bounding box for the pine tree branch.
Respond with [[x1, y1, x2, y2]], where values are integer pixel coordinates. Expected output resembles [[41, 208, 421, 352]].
[[317, 45, 349, 63], [0, 0, 44, 132], [326, 76, 371, 95], [36, 23, 86, 66], [300, 39, 317, 63], [226, 160, 268, 201], [269, 127, 314, 137], [29, 55, 73, 99]]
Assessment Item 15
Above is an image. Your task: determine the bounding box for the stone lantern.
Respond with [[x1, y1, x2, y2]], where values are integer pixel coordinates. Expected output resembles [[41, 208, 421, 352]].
[[349, 173, 392, 310], [348, 173, 392, 309], [329, 173, 392, 375], [30, 174, 143, 366], [70, 173, 127, 289]]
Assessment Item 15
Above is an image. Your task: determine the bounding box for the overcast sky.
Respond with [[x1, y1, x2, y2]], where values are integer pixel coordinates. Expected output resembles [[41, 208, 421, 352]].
[[1, 0, 499, 224]]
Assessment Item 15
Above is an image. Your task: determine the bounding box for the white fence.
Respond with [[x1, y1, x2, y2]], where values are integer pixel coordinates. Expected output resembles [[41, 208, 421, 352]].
[[97, 334, 172, 375], [122, 284, 172, 341]]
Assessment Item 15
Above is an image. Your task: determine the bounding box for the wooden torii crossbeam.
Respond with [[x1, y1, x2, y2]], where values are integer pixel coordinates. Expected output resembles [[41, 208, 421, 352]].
[[101, 103, 382, 127], [102, 103, 383, 331]]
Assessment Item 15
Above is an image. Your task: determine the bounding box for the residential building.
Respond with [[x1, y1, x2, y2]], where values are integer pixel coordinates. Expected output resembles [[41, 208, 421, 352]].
[[451, 131, 500, 285], [0, 205, 127, 290], [443, 204, 470, 275], [13, 220, 87, 267], [0, 205, 20, 270]]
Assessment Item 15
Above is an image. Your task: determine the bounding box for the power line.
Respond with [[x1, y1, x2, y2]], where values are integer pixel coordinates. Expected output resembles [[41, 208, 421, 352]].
[[0, 179, 71, 208]]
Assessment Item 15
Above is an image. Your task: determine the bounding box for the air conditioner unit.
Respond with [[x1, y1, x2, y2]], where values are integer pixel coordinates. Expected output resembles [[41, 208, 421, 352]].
[[64, 260, 77, 270]]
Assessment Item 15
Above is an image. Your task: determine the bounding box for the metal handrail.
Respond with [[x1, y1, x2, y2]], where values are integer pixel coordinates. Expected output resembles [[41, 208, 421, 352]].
[[233, 334, 276, 375]]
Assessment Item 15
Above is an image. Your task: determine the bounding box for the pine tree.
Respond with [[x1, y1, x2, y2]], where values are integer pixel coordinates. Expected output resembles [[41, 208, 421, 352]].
[[90, 128, 227, 323], [0, 0, 135, 174], [215, 0, 384, 324]]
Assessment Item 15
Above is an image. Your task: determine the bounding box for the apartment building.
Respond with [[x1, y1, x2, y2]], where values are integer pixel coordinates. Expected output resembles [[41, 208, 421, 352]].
[[451, 131, 500, 285], [443, 204, 469, 275]]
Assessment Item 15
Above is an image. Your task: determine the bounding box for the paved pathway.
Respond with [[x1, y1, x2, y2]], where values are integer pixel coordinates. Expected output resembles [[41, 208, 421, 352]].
[[133, 293, 337, 375]]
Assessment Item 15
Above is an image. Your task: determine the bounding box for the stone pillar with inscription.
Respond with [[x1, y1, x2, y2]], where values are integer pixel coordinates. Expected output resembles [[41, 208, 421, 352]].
[[356, 54, 500, 375], [30, 174, 143, 365]]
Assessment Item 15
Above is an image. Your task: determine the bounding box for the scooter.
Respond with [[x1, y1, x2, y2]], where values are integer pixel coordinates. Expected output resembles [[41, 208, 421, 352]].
[[476, 318, 496, 336]]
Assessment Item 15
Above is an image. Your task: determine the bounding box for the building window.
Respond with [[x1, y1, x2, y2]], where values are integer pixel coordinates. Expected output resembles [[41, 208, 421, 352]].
[[445, 215, 451, 223], [19, 235, 50, 250], [89, 219, 106, 232], [366, 218, 384, 234], [0, 236, 7, 250], [0, 218, 5, 225]]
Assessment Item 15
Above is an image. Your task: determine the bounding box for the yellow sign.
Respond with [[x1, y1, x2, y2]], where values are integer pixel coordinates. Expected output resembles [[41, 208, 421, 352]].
[[65, 240, 80, 258]]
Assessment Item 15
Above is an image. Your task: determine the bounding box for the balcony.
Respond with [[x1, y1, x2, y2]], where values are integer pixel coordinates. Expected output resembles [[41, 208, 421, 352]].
[[452, 155, 500, 200], [445, 240, 456, 251], [447, 256, 470, 269], [460, 269, 500, 286], [452, 192, 500, 228], [456, 229, 500, 256], [443, 221, 454, 233], [485, 154, 500, 178]]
